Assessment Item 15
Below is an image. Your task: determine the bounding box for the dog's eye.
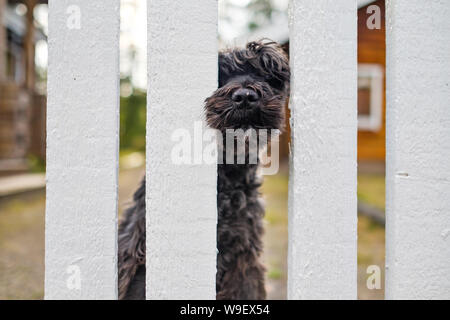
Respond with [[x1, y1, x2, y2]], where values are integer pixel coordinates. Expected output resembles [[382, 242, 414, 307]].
[[265, 76, 283, 90]]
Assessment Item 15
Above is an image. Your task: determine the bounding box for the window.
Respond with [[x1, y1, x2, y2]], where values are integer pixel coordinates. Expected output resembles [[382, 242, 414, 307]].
[[358, 64, 383, 131]]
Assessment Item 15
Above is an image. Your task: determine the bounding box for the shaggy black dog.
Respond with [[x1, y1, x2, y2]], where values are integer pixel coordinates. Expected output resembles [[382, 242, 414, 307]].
[[118, 40, 290, 300]]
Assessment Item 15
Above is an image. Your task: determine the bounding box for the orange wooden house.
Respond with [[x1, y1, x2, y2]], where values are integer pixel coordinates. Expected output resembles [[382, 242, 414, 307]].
[[357, 0, 385, 162], [236, 0, 386, 165]]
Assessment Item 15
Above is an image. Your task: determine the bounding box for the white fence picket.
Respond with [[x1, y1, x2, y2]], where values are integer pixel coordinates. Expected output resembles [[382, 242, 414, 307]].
[[287, 0, 357, 299], [385, 0, 450, 299], [146, 0, 218, 299], [45, 0, 120, 299]]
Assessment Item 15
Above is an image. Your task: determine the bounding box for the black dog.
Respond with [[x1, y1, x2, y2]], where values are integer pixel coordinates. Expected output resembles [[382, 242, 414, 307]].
[[118, 40, 290, 300]]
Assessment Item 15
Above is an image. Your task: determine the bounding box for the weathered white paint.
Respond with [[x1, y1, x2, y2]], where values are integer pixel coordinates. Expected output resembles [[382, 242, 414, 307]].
[[146, 0, 218, 299], [385, 0, 450, 299], [45, 1, 120, 299], [288, 0, 357, 299]]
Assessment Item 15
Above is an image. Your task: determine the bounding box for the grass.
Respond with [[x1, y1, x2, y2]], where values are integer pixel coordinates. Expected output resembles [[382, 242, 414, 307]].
[[358, 173, 385, 210], [0, 193, 45, 300], [262, 173, 288, 226], [0, 166, 386, 300], [261, 170, 289, 299], [267, 268, 282, 280], [357, 173, 385, 299]]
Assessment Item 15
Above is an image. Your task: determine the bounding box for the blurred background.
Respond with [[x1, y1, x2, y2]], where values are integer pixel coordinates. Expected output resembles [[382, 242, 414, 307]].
[[0, 0, 386, 299]]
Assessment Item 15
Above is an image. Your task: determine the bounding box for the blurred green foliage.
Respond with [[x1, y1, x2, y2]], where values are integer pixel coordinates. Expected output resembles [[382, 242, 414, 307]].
[[220, 0, 277, 32], [120, 79, 147, 153], [27, 154, 45, 173], [246, 0, 275, 31]]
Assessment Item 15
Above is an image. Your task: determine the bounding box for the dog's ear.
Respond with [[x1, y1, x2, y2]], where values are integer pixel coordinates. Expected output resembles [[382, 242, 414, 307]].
[[247, 40, 290, 90], [218, 52, 235, 87]]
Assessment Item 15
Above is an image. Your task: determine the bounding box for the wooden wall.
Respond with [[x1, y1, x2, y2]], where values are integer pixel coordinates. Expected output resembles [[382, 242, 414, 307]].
[[357, 0, 386, 162], [0, 82, 31, 165]]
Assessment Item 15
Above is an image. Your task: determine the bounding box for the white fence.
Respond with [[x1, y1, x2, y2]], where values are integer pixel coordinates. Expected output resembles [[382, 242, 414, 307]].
[[46, 1, 120, 299], [45, 0, 450, 300], [385, 0, 450, 299], [288, 0, 357, 299]]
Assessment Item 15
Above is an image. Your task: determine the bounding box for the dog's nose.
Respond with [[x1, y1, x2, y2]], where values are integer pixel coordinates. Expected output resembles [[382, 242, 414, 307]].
[[232, 88, 259, 107]]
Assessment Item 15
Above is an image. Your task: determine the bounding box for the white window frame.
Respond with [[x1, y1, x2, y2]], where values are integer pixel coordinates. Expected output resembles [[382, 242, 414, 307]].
[[358, 64, 384, 131]]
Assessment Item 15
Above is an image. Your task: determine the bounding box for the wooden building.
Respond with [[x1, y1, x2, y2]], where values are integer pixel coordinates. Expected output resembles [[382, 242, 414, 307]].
[[234, 0, 386, 166], [357, 0, 385, 162], [0, 0, 47, 175]]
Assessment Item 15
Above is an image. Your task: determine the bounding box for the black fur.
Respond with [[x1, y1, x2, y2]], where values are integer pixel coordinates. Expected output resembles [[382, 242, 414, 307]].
[[118, 40, 290, 300]]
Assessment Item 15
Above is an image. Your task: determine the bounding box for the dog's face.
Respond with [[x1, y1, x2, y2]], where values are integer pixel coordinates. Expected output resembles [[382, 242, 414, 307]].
[[205, 41, 290, 131]]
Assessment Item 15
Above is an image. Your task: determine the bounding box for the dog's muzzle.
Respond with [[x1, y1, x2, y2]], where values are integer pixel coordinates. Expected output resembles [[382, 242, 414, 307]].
[[231, 88, 260, 109]]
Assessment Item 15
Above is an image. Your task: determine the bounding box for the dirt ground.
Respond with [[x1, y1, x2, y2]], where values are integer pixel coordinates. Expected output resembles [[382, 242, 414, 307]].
[[0, 167, 385, 300]]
